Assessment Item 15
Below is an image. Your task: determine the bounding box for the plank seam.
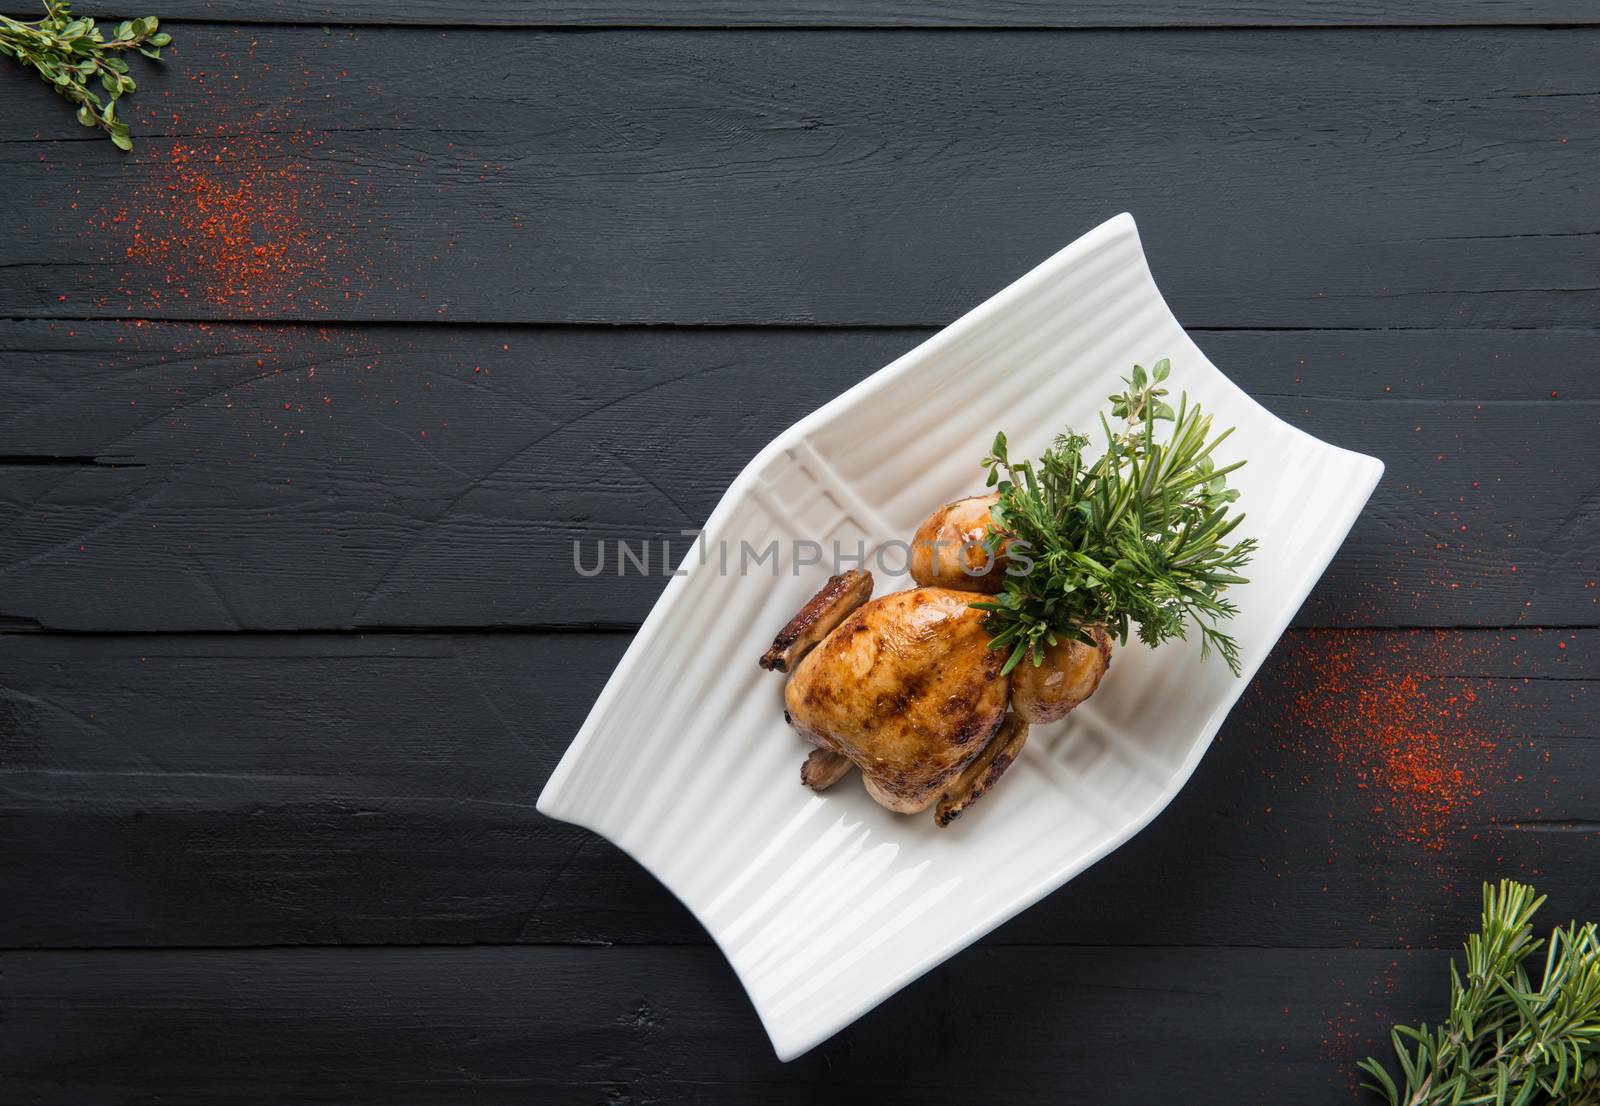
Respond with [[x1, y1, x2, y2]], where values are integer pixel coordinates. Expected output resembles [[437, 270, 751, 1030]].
[[5, 316, 1600, 335], [96, 18, 1600, 31], [0, 940, 1478, 953]]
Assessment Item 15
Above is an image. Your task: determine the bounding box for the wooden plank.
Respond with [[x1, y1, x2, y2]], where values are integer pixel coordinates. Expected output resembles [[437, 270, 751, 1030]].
[[2, 629, 1594, 951], [2, 26, 1596, 328], [66, 1, 1600, 27], [0, 942, 1470, 1103], [1, 321, 1595, 632]]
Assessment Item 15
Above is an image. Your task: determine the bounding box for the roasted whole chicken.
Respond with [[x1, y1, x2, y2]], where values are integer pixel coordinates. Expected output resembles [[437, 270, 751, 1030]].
[[757, 362, 1258, 826], [758, 496, 1111, 827]]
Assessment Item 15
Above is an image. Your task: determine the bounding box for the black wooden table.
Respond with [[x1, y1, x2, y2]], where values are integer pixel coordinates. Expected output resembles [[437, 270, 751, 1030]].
[[2, 3, 1597, 1103]]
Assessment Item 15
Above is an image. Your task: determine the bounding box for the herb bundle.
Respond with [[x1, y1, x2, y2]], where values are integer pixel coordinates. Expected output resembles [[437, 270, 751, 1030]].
[[0, 1, 171, 150], [975, 360, 1255, 675], [1360, 880, 1600, 1106]]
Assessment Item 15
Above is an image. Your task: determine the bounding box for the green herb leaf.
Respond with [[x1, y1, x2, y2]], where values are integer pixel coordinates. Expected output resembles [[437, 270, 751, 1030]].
[[1359, 880, 1600, 1106], [976, 360, 1255, 674], [0, 1, 173, 150]]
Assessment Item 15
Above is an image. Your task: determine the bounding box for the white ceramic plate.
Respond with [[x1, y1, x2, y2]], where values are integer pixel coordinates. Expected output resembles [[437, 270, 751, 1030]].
[[538, 213, 1382, 1060]]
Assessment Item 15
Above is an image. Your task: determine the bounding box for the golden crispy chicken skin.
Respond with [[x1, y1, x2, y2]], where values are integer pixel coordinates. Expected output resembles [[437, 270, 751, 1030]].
[[1009, 626, 1112, 725], [908, 492, 1007, 593], [784, 587, 1011, 814]]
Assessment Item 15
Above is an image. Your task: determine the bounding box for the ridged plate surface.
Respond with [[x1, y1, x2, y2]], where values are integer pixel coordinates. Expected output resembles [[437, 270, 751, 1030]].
[[538, 213, 1383, 1060]]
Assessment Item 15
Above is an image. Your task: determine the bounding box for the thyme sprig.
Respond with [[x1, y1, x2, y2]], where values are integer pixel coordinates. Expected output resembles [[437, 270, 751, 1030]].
[[0, 1, 171, 150], [973, 359, 1255, 676], [1359, 880, 1600, 1106]]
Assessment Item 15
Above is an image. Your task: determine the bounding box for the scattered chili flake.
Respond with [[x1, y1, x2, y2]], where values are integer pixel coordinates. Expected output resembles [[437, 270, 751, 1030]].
[[1255, 629, 1510, 852], [90, 88, 385, 317]]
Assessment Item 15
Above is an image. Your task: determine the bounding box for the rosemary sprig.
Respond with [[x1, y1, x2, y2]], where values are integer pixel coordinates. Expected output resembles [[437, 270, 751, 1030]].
[[0, 1, 171, 150], [1359, 880, 1600, 1106], [974, 359, 1255, 676]]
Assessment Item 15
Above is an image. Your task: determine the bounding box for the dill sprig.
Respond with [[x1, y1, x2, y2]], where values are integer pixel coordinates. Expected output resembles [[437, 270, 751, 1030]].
[[1359, 880, 1600, 1106], [0, 1, 171, 151], [973, 359, 1255, 676]]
